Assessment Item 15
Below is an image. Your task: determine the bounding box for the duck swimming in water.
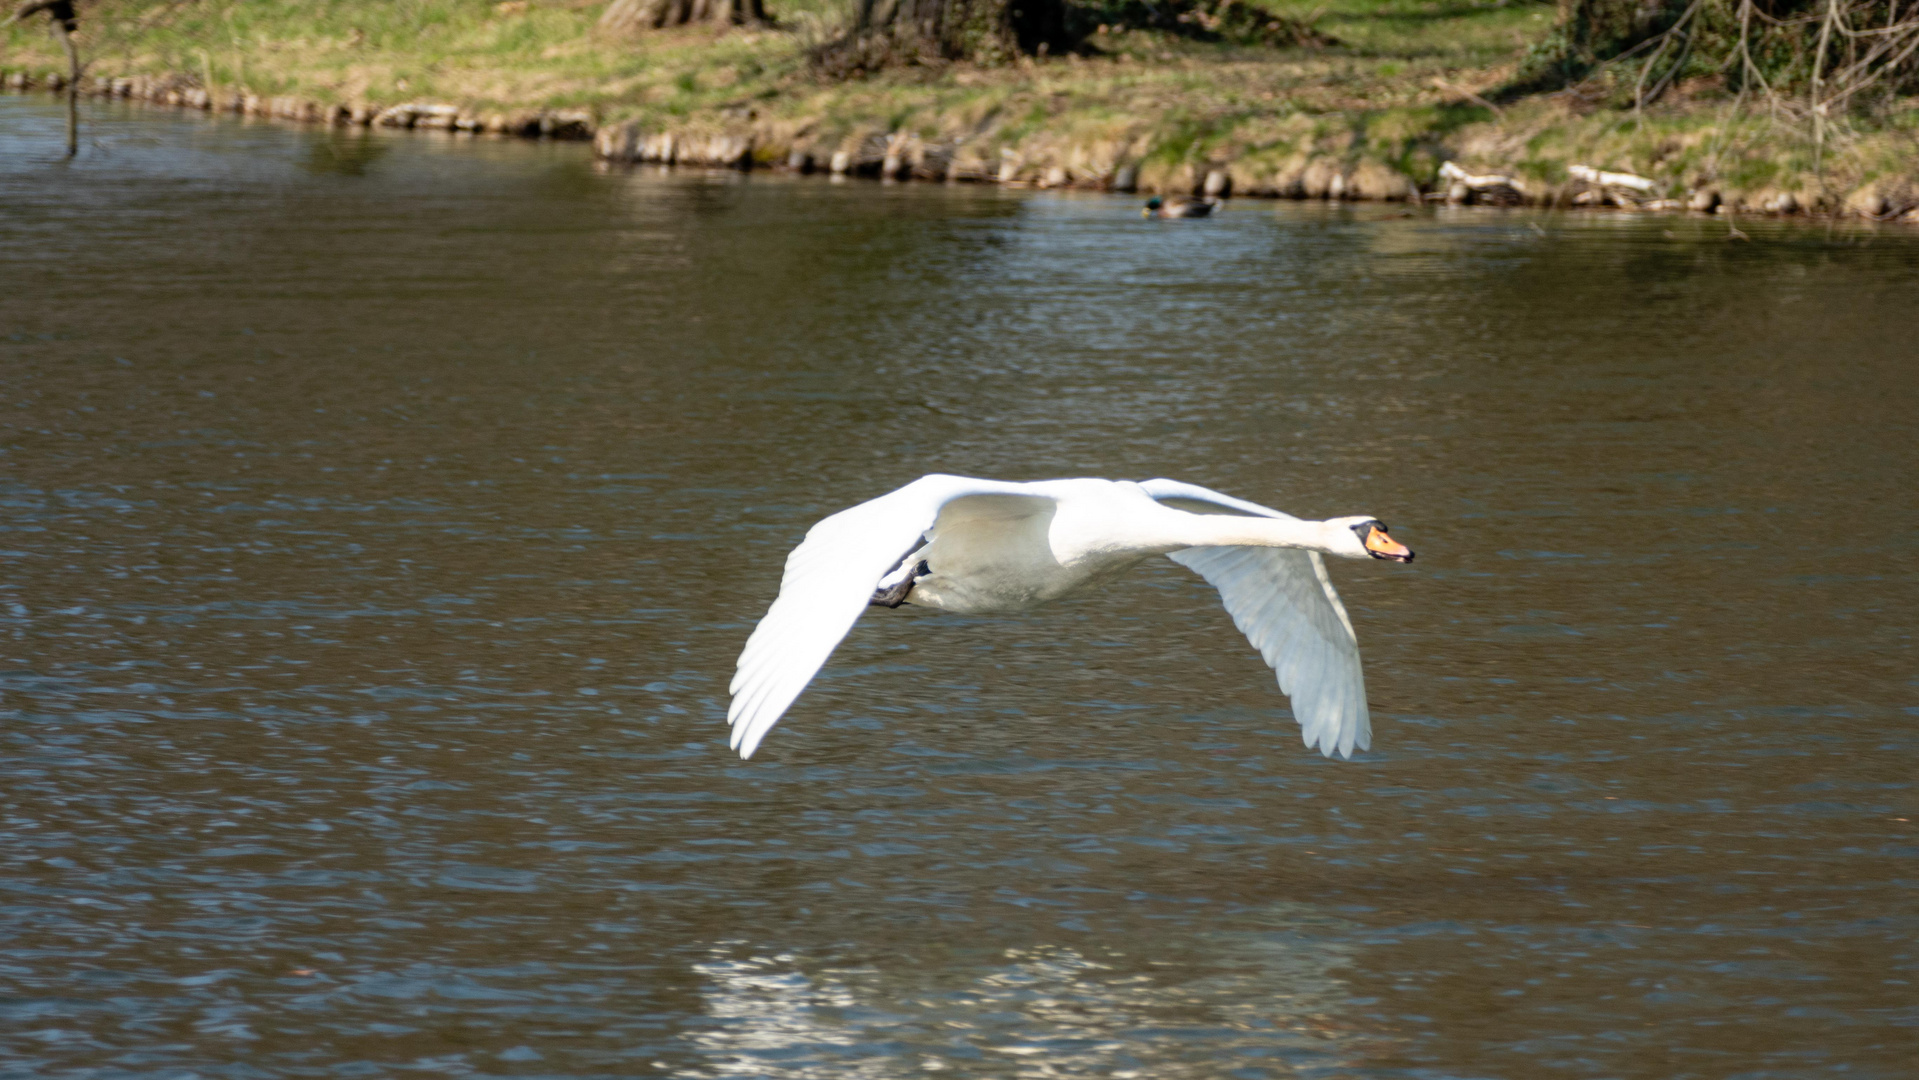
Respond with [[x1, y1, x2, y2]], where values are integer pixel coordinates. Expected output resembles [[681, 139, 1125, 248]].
[[1143, 196, 1217, 218], [727, 475, 1414, 761]]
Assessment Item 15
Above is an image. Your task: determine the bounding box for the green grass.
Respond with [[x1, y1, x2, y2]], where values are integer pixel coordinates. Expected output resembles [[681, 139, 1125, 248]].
[[2, 0, 1553, 116], [4, 0, 1914, 207], [1270, 0, 1557, 60]]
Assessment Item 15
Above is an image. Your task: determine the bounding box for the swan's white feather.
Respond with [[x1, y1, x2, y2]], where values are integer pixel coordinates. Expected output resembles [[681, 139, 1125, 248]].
[[727, 474, 1050, 759], [1138, 478, 1371, 759]]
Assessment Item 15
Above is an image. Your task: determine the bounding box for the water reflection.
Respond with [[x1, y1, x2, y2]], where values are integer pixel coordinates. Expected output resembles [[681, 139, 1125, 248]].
[[688, 908, 1374, 1077], [301, 131, 389, 176]]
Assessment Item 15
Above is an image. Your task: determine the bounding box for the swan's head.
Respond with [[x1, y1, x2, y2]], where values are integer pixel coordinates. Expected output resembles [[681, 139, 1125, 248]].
[[1325, 517, 1414, 563]]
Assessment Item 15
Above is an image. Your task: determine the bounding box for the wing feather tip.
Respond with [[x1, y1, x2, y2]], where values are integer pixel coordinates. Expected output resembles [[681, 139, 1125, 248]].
[[736, 724, 773, 759]]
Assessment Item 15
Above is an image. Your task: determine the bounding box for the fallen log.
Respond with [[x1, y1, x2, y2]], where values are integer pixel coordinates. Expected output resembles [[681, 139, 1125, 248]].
[[1568, 163, 1660, 207], [1437, 161, 1526, 206]]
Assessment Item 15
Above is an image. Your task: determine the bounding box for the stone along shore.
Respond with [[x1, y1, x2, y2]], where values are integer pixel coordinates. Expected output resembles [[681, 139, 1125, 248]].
[[6, 67, 1914, 222]]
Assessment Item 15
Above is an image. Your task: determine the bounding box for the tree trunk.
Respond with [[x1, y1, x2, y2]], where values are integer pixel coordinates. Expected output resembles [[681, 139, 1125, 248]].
[[8, 0, 80, 156], [53, 16, 77, 158], [599, 0, 766, 32], [820, 0, 1066, 72]]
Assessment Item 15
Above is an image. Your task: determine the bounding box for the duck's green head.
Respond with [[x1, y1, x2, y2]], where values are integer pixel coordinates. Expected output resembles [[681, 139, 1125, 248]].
[[1142, 196, 1163, 218]]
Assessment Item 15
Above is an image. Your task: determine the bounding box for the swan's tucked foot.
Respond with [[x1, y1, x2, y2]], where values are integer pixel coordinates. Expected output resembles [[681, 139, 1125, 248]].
[[870, 546, 930, 608], [868, 560, 928, 607]]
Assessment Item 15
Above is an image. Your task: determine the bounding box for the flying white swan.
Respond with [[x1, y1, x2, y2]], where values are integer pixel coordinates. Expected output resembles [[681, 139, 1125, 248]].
[[728, 475, 1413, 761]]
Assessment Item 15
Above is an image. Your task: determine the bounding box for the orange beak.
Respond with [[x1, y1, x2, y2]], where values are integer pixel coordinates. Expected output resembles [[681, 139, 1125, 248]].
[[1364, 525, 1414, 562]]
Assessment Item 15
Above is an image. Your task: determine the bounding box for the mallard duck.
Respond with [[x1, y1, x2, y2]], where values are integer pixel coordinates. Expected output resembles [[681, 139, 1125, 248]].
[[726, 475, 1415, 760], [1142, 196, 1217, 218]]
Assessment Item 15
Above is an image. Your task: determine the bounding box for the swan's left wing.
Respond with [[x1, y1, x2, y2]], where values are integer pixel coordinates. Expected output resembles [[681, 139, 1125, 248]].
[[728, 474, 1050, 760], [1137, 478, 1371, 759]]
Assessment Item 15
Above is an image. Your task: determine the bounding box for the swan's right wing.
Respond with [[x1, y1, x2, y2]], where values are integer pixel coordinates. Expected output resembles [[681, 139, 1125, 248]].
[[728, 474, 1049, 760], [1138, 479, 1371, 759]]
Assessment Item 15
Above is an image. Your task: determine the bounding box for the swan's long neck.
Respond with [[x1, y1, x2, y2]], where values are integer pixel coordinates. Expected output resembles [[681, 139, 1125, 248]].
[[1157, 511, 1335, 553]]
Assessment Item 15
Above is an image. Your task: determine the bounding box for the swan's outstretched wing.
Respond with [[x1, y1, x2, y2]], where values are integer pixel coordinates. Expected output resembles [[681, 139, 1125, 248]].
[[729, 474, 1051, 759], [1136, 478, 1371, 759]]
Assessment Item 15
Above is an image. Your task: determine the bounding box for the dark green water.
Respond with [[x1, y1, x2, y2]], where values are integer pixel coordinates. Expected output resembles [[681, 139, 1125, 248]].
[[1, 96, 1915, 1078]]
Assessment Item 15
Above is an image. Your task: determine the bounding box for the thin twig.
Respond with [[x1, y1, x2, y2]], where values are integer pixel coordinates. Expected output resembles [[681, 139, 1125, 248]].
[[1810, 0, 1842, 167], [1432, 76, 1505, 118]]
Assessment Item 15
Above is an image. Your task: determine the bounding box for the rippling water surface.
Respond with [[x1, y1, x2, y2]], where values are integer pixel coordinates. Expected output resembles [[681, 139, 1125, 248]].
[[1, 97, 1915, 1078]]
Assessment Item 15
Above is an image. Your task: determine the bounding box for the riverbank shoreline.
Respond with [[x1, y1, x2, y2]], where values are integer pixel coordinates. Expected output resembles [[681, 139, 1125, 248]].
[[9, 70, 1915, 224], [5, 0, 1916, 223]]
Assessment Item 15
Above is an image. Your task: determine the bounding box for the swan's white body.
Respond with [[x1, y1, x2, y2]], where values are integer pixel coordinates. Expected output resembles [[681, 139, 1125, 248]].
[[728, 475, 1411, 761]]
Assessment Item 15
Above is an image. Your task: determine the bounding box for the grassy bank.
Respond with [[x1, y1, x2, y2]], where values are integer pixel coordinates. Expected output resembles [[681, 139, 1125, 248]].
[[4, 0, 1916, 215]]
